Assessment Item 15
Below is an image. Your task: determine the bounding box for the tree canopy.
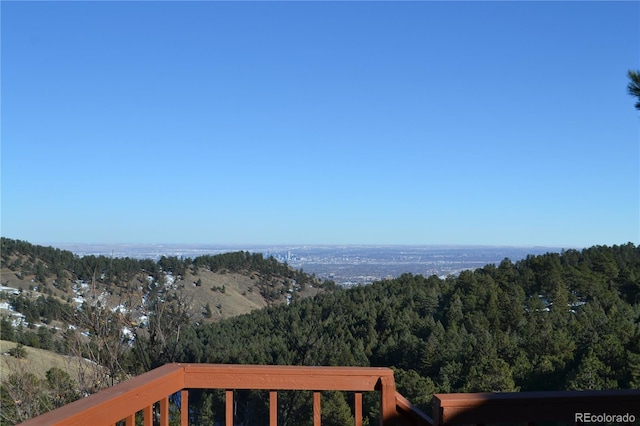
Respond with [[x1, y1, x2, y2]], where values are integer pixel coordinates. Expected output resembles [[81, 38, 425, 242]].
[[628, 69, 640, 111]]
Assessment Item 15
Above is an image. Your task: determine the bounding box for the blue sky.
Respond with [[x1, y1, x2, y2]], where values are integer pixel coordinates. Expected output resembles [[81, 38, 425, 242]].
[[1, 1, 639, 247]]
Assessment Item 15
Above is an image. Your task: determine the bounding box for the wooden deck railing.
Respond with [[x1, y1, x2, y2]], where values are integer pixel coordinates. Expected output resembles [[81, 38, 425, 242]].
[[17, 363, 640, 426], [433, 389, 640, 425], [18, 363, 433, 426]]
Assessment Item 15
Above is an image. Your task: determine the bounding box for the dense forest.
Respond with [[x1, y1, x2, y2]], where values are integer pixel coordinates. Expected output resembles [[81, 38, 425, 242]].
[[160, 243, 640, 424], [1, 240, 639, 425]]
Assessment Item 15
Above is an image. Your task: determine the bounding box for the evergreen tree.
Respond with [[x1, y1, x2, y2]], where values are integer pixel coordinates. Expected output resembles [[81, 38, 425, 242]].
[[46, 368, 80, 408], [568, 349, 617, 390], [0, 316, 16, 341], [628, 70, 640, 111]]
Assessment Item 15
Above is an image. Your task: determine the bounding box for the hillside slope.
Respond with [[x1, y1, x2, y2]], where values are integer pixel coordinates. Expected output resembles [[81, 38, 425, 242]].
[[0, 340, 97, 384], [0, 238, 325, 325]]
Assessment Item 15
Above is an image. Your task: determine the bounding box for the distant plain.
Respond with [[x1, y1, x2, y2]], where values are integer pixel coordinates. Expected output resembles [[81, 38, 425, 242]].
[[48, 244, 565, 285]]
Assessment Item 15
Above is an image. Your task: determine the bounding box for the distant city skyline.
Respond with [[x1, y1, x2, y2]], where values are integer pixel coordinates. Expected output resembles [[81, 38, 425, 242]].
[[40, 242, 567, 286], [2, 1, 638, 247], [44, 242, 572, 258]]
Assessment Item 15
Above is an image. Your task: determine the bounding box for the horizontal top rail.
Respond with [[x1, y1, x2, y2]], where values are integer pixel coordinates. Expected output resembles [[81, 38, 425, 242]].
[[182, 363, 394, 391], [434, 389, 640, 425]]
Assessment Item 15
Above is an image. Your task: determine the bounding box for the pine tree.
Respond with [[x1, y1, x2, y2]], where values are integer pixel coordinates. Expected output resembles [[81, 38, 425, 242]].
[[203, 303, 213, 319], [628, 70, 640, 111]]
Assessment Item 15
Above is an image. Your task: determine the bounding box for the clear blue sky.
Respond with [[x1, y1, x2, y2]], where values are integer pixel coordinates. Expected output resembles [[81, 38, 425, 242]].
[[1, 1, 639, 247]]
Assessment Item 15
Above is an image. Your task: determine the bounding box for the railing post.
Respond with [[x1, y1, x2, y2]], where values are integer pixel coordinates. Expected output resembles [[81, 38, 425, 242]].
[[181, 390, 189, 426], [125, 413, 135, 426], [270, 391, 278, 426], [355, 392, 363, 426], [378, 376, 397, 426], [314, 391, 322, 426], [160, 397, 169, 426], [226, 390, 234, 426], [433, 395, 442, 426], [143, 404, 153, 426]]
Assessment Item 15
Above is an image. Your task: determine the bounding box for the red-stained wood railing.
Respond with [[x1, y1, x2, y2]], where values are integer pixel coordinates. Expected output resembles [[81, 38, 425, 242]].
[[433, 389, 640, 426], [22, 363, 640, 426], [18, 363, 431, 426], [19, 363, 185, 426]]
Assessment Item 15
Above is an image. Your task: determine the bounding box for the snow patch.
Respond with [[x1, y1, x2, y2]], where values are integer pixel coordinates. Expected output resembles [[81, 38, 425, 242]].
[[0, 286, 20, 295]]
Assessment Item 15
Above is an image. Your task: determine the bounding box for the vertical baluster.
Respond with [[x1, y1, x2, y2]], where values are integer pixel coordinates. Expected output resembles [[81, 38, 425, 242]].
[[160, 396, 169, 426], [314, 391, 321, 426], [270, 391, 278, 426], [143, 404, 153, 426], [354, 392, 363, 426], [125, 413, 135, 426], [226, 390, 234, 426], [181, 390, 189, 426]]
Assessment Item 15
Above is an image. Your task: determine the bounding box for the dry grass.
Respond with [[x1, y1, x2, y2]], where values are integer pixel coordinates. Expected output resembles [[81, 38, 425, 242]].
[[0, 340, 97, 384], [179, 270, 267, 320], [177, 269, 321, 321], [2, 258, 321, 323]]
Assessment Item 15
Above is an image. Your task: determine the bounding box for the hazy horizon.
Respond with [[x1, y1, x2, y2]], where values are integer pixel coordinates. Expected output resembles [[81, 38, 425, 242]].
[[42, 241, 573, 249], [25, 240, 587, 263]]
